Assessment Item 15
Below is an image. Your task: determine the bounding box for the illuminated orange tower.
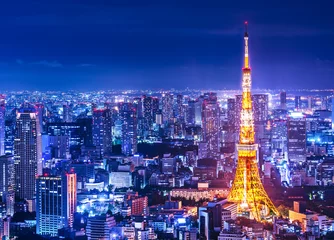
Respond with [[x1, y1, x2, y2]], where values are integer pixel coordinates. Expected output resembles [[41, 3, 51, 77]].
[[228, 22, 278, 221]]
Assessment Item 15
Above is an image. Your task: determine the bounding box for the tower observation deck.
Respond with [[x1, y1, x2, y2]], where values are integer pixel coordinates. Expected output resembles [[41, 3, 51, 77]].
[[227, 22, 279, 221]]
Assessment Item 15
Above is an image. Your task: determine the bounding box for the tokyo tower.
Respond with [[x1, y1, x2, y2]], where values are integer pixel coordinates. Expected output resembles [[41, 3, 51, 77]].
[[227, 22, 279, 221]]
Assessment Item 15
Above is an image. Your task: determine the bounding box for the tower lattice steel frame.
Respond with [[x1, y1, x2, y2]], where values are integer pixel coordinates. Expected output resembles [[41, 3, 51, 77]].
[[227, 22, 279, 221]]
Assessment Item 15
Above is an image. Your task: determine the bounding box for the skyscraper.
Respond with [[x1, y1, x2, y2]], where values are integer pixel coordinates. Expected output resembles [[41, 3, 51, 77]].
[[162, 93, 173, 124], [176, 94, 184, 120], [295, 96, 302, 109], [103, 109, 113, 155], [14, 106, 42, 200], [228, 23, 278, 221], [227, 98, 236, 132], [0, 95, 5, 156], [287, 113, 306, 163], [36, 172, 77, 236], [252, 94, 269, 123], [120, 103, 137, 156], [35, 103, 45, 133], [92, 109, 104, 157], [202, 99, 220, 158], [92, 108, 113, 157], [152, 97, 160, 124], [280, 91, 287, 109], [63, 104, 73, 123], [187, 100, 196, 125], [143, 96, 153, 131], [0, 155, 14, 198]]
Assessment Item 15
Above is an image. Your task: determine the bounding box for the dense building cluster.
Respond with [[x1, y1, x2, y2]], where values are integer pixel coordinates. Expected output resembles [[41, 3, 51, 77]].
[[0, 88, 332, 239]]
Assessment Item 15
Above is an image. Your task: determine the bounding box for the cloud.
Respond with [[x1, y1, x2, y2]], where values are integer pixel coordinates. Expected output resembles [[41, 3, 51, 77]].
[[31, 60, 63, 68], [16, 59, 24, 64], [77, 63, 96, 67]]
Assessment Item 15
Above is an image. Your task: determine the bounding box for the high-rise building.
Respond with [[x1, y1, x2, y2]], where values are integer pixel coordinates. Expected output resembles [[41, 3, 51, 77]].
[[92, 109, 104, 157], [187, 100, 196, 125], [4, 118, 15, 155], [287, 113, 306, 163], [36, 172, 77, 236], [35, 103, 44, 133], [195, 97, 204, 126], [252, 94, 269, 123], [228, 23, 278, 221], [14, 106, 42, 200], [133, 97, 143, 119], [92, 108, 113, 157], [162, 93, 173, 124], [120, 103, 137, 156], [143, 96, 153, 131], [63, 104, 73, 123], [86, 213, 116, 240], [227, 98, 236, 131], [152, 97, 160, 124], [176, 94, 184, 120], [280, 91, 287, 109], [295, 96, 302, 109], [103, 109, 113, 155], [202, 99, 220, 157], [0, 95, 5, 156], [0, 155, 14, 198]]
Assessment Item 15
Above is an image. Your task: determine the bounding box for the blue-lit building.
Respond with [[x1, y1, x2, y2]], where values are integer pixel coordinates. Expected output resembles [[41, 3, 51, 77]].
[[36, 172, 77, 236], [14, 106, 42, 200], [120, 103, 137, 156]]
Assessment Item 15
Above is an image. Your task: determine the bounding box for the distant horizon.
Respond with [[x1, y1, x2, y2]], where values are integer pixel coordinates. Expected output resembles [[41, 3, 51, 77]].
[[0, 87, 333, 93]]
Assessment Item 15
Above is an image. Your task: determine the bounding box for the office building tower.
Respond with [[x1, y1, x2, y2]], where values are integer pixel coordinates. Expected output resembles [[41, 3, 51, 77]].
[[103, 109, 113, 155], [295, 96, 302, 109], [43, 135, 69, 159], [252, 94, 269, 123], [176, 94, 184, 120], [14, 107, 42, 200], [92, 108, 113, 157], [0, 95, 5, 155], [6, 186, 15, 216], [133, 97, 143, 119], [280, 91, 287, 109], [287, 113, 306, 163], [120, 104, 137, 155], [92, 109, 104, 157], [202, 99, 220, 157], [194, 98, 203, 126], [36, 172, 77, 236], [63, 104, 73, 123], [187, 100, 196, 125], [47, 119, 93, 150], [227, 98, 236, 131], [86, 213, 116, 240], [0, 155, 14, 198], [199, 203, 222, 240], [35, 103, 44, 133], [271, 119, 288, 155], [152, 97, 160, 124], [143, 96, 153, 130], [4, 118, 15, 155], [162, 93, 173, 124]]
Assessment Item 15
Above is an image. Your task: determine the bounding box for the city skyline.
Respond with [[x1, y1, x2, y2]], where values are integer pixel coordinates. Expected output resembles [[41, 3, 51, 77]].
[[0, 1, 333, 90]]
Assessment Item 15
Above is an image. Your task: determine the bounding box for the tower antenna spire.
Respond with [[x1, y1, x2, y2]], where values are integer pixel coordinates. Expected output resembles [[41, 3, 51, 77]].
[[227, 22, 279, 221], [244, 21, 248, 37]]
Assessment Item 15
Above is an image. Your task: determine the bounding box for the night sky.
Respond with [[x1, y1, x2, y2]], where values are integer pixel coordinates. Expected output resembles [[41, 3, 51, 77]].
[[0, 1, 333, 90]]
